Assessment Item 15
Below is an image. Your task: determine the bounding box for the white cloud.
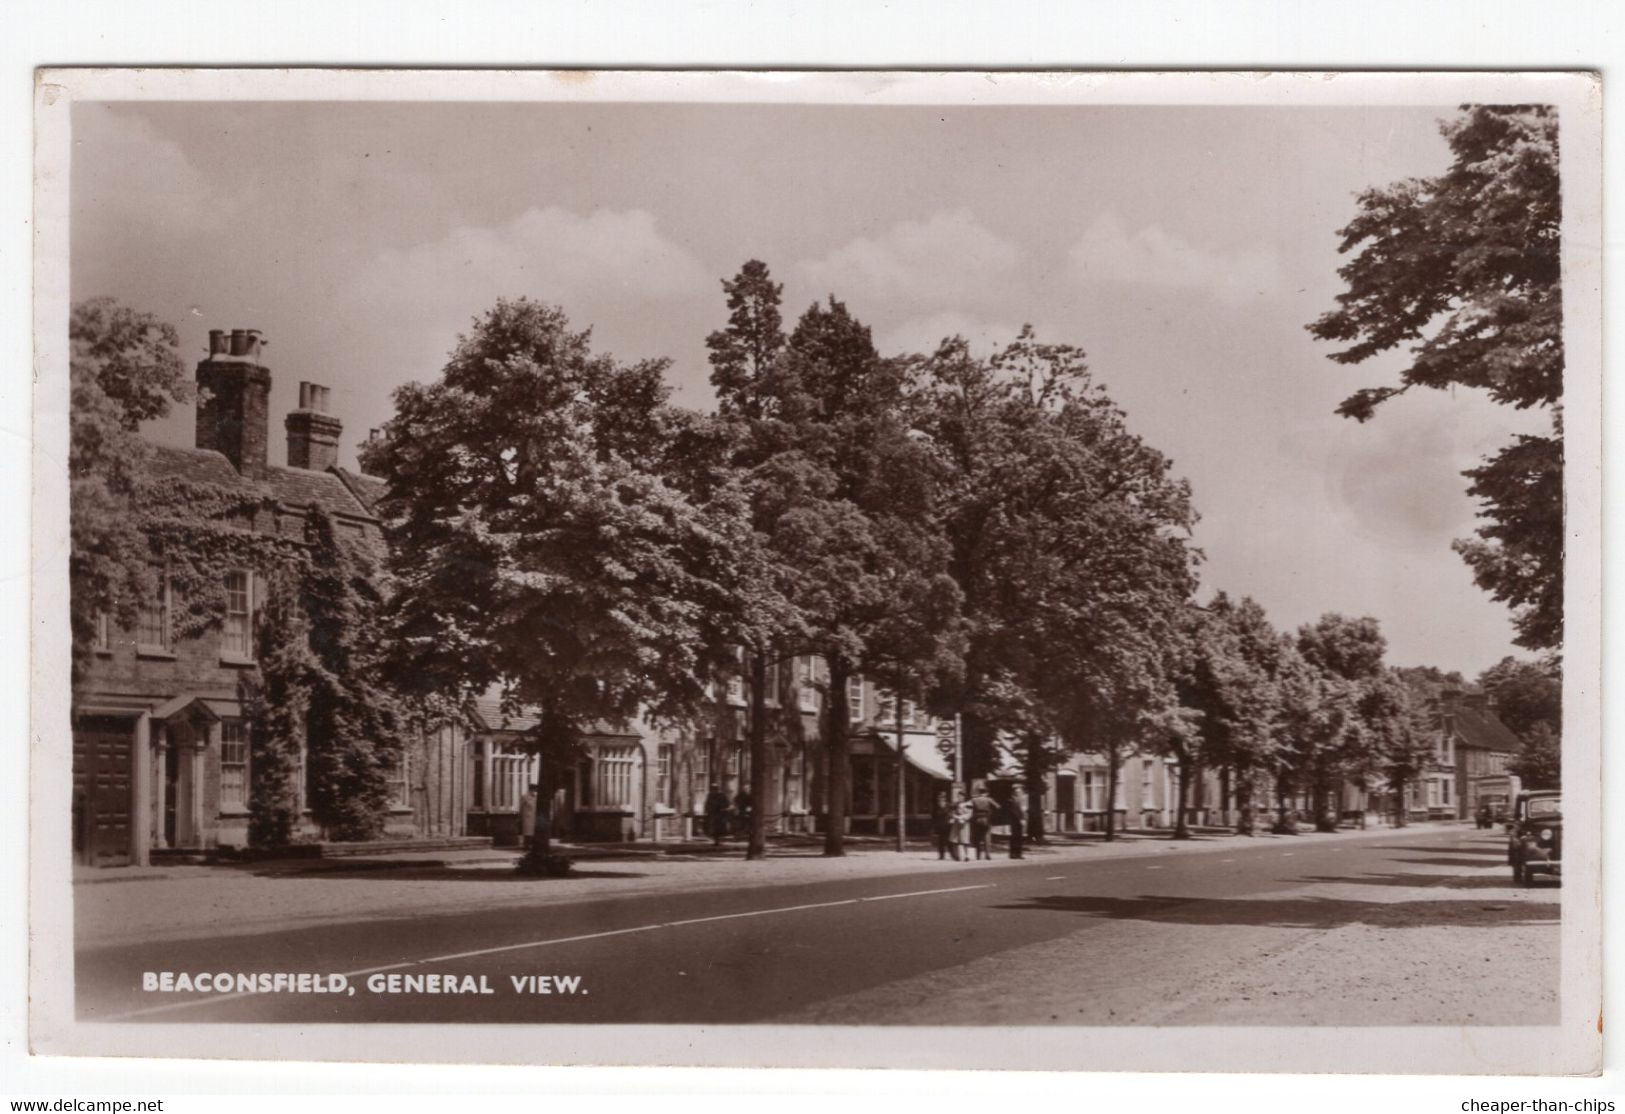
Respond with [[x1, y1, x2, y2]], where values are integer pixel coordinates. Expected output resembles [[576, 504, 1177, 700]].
[[73, 105, 234, 242], [877, 312, 1023, 358], [1066, 212, 1283, 306], [796, 209, 1020, 309], [352, 206, 710, 323]]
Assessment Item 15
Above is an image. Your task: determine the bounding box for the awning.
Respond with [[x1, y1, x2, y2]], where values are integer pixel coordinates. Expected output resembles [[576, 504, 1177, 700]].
[[872, 731, 955, 780]]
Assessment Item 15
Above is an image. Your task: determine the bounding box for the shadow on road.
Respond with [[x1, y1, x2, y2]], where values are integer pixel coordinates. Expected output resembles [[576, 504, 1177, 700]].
[[1294, 872, 1536, 891], [1374, 844, 1506, 857], [993, 893, 1559, 929], [1383, 856, 1508, 869]]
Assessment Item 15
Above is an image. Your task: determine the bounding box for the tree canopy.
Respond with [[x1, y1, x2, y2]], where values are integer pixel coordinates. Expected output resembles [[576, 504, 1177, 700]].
[[1308, 105, 1564, 651], [69, 298, 191, 656], [362, 299, 757, 856]]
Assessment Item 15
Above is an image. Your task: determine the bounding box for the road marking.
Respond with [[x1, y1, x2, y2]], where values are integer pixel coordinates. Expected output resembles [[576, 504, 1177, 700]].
[[860, 885, 994, 902], [1221, 858, 1235, 863], [1282, 852, 1294, 857], [1145, 865, 1163, 870], [101, 885, 995, 1021], [1046, 875, 1066, 880]]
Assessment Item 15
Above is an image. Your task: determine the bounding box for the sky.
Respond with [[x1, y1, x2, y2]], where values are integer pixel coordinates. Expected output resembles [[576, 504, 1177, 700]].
[[68, 98, 1550, 678]]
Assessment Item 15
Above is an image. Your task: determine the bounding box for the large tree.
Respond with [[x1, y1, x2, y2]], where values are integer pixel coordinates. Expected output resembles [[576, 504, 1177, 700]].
[[1171, 595, 1286, 838], [750, 296, 964, 857], [700, 261, 806, 860], [363, 298, 748, 865], [1384, 671, 1445, 827], [1291, 613, 1391, 831], [1309, 105, 1563, 651], [1476, 655, 1561, 740], [910, 328, 1198, 841], [69, 298, 191, 661], [1477, 654, 1562, 788]]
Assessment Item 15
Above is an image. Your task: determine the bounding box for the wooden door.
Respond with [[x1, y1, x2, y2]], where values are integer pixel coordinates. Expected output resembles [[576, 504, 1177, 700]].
[[73, 720, 132, 866]]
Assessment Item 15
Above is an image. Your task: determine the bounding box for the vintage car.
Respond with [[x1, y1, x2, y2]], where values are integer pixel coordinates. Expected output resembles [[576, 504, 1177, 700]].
[[1506, 790, 1561, 886]]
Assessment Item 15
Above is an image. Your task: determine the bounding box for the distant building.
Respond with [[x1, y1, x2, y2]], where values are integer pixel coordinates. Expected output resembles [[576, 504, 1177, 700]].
[[1437, 686, 1522, 819]]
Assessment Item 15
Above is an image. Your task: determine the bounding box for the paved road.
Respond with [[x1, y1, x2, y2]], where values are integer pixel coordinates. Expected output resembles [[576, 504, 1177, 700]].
[[77, 825, 1557, 1026]]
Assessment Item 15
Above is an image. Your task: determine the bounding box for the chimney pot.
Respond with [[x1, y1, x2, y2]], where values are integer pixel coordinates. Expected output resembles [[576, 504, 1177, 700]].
[[196, 328, 271, 479], [286, 380, 342, 471], [298, 381, 332, 414]]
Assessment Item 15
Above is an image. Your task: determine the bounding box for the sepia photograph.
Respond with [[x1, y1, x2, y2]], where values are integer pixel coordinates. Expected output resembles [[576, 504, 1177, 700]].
[[29, 68, 1602, 1074]]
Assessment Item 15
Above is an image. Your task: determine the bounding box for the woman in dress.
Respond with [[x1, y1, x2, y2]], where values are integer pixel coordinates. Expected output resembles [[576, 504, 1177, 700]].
[[951, 795, 974, 861]]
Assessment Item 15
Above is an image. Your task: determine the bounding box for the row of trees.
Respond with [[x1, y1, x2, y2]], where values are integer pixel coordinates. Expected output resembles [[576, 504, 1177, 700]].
[[359, 253, 1512, 856], [70, 107, 1563, 853], [357, 265, 1210, 856]]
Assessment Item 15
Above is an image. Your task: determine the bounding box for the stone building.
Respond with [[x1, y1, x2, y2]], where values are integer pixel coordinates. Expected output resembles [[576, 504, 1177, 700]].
[[71, 328, 413, 866]]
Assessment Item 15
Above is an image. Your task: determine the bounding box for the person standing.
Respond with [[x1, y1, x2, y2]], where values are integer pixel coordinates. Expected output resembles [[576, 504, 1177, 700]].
[[930, 790, 954, 860], [704, 782, 732, 846], [1006, 786, 1027, 859], [969, 785, 997, 861], [518, 783, 539, 851], [733, 785, 753, 838], [952, 795, 973, 861]]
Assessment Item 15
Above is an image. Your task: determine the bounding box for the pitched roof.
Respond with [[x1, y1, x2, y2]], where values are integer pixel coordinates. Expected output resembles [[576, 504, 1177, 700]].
[[1453, 707, 1523, 753], [148, 444, 243, 487], [145, 444, 375, 521], [468, 692, 540, 734], [332, 467, 387, 513], [267, 464, 373, 519]]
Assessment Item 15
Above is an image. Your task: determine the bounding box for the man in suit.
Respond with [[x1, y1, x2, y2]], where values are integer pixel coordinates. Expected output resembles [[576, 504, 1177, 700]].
[[969, 785, 998, 860], [1006, 786, 1027, 859]]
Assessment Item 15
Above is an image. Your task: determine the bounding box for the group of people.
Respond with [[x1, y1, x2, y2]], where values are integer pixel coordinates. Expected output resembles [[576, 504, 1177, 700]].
[[932, 785, 1026, 861]]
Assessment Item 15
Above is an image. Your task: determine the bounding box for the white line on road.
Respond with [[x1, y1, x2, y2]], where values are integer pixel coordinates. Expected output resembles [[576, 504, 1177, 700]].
[[1046, 876, 1066, 880], [101, 884, 996, 1021], [1221, 859, 1235, 863], [1145, 865, 1163, 870], [860, 885, 994, 902]]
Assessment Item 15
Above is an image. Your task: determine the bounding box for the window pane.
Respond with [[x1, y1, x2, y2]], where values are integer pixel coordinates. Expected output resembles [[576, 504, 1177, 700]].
[[220, 721, 249, 809], [223, 571, 252, 656], [137, 580, 170, 649]]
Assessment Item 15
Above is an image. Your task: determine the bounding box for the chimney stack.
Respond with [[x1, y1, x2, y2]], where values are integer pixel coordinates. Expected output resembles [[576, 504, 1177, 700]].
[[286, 380, 343, 471], [196, 326, 271, 479]]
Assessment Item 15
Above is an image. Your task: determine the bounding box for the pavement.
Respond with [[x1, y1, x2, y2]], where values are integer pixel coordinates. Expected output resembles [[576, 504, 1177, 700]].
[[67, 821, 1558, 1030]]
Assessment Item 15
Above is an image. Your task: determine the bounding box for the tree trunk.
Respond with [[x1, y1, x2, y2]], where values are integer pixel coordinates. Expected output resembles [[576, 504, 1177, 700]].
[[894, 676, 907, 852], [1024, 742, 1047, 845], [522, 707, 556, 870], [1173, 751, 1192, 840], [1103, 746, 1119, 843], [822, 656, 851, 857], [1272, 770, 1296, 834], [1235, 766, 1255, 836], [1313, 770, 1337, 833], [746, 650, 769, 860]]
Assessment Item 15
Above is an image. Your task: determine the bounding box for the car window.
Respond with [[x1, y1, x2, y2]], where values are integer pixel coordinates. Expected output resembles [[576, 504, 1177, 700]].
[[1526, 798, 1561, 818]]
